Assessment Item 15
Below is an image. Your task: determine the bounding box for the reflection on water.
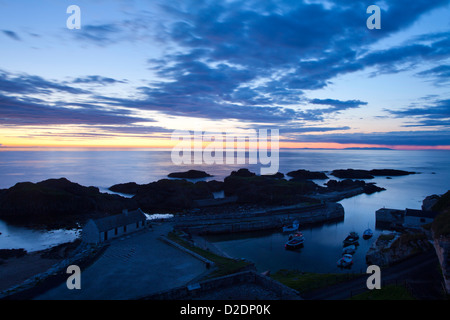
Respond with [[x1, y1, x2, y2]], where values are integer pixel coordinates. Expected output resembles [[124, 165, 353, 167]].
[[205, 219, 377, 274], [0, 220, 79, 252]]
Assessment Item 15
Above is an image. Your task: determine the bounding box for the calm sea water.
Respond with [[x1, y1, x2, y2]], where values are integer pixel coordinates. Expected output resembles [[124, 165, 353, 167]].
[[0, 149, 448, 272]]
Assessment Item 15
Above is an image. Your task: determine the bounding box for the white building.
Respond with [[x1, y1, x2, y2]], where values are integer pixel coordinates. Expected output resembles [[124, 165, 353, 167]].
[[82, 208, 147, 244]]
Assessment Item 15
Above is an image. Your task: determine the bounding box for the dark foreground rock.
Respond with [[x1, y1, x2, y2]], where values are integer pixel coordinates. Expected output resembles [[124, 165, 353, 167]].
[[0, 178, 137, 227], [168, 170, 212, 179]]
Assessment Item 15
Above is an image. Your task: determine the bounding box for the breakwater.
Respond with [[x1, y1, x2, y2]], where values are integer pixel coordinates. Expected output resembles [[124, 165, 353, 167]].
[[173, 202, 344, 235]]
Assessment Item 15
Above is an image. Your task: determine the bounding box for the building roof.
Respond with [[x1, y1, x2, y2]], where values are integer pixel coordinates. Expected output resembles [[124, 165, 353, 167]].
[[92, 208, 146, 232]]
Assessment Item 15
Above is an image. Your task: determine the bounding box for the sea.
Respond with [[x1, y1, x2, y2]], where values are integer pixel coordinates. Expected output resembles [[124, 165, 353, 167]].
[[0, 148, 449, 273]]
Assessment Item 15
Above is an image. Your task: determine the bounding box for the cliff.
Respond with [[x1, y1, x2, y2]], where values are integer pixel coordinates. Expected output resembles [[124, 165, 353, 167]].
[[366, 231, 432, 267], [430, 190, 450, 293]]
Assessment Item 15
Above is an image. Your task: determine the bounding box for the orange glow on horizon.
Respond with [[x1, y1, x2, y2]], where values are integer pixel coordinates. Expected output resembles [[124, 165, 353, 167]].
[[1, 141, 449, 151]]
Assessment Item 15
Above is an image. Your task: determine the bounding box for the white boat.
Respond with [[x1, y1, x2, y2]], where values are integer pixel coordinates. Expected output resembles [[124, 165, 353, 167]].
[[363, 228, 373, 239], [282, 220, 299, 232], [337, 254, 353, 268], [285, 232, 305, 250]]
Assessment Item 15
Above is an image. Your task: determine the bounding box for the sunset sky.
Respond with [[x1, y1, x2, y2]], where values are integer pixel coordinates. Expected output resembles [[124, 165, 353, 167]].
[[0, 0, 449, 149]]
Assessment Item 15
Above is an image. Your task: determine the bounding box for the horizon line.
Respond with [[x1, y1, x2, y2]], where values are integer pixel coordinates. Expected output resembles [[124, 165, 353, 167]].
[[1, 144, 450, 151]]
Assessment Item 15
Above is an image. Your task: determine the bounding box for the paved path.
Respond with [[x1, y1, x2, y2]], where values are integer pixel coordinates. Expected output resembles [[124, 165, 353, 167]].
[[34, 223, 209, 300]]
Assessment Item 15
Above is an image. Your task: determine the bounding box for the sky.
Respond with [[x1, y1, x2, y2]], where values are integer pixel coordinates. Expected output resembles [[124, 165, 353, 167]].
[[0, 0, 449, 149]]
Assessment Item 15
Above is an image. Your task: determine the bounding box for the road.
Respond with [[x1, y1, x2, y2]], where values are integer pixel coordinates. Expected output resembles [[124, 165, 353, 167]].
[[33, 222, 210, 300]]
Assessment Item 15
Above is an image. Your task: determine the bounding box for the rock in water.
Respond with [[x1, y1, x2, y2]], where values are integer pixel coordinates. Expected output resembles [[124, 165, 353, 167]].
[[168, 170, 212, 179], [287, 169, 328, 180]]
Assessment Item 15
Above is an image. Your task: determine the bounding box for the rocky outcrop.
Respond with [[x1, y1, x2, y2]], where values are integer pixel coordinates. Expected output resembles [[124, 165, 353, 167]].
[[261, 172, 285, 179], [223, 169, 319, 206], [331, 169, 415, 179], [369, 169, 416, 176], [323, 179, 385, 194], [167, 170, 212, 179], [0, 178, 137, 227], [109, 182, 141, 195], [430, 191, 450, 292], [132, 179, 214, 211], [332, 169, 375, 179], [287, 169, 328, 180], [229, 168, 256, 178], [422, 194, 440, 212], [366, 232, 432, 267]]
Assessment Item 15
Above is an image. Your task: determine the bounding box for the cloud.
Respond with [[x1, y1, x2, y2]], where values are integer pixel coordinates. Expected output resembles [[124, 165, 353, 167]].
[[72, 75, 128, 85], [2, 30, 21, 41], [389, 98, 450, 127], [291, 130, 450, 147], [2, 0, 450, 147], [416, 65, 450, 85], [0, 94, 147, 126], [74, 24, 121, 45], [58, 0, 449, 128], [309, 98, 368, 111], [0, 70, 89, 95], [131, 0, 448, 124]]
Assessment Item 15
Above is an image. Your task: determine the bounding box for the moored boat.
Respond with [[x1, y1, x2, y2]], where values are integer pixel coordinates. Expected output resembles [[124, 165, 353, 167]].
[[282, 220, 299, 232], [342, 244, 356, 254], [337, 254, 353, 268], [363, 228, 373, 239], [343, 233, 359, 246], [285, 232, 304, 250]]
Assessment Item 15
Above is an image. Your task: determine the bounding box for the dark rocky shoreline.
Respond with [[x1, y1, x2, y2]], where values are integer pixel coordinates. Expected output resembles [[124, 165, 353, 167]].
[[0, 167, 399, 229]]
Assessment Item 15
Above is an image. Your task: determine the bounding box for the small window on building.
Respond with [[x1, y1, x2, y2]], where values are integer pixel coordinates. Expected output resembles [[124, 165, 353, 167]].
[[124, 225, 127, 233], [420, 218, 426, 223], [136, 222, 139, 228], [142, 221, 145, 227], [115, 228, 118, 235], [104, 232, 108, 241]]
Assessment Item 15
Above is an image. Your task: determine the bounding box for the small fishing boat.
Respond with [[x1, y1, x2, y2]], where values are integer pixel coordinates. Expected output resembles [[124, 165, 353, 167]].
[[349, 231, 359, 240], [337, 254, 353, 268], [342, 244, 356, 254], [282, 220, 299, 232], [285, 232, 305, 250], [343, 232, 359, 246], [363, 228, 373, 239]]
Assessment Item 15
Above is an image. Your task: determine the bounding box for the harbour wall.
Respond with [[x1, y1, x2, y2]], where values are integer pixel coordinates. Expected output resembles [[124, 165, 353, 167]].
[[174, 202, 344, 235]]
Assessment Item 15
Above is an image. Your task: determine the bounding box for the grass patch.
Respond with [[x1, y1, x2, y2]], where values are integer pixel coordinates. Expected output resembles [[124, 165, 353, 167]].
[[167, 231, 252, 279], [271, 269, 363, 293], [349, 284, 415, 300]]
